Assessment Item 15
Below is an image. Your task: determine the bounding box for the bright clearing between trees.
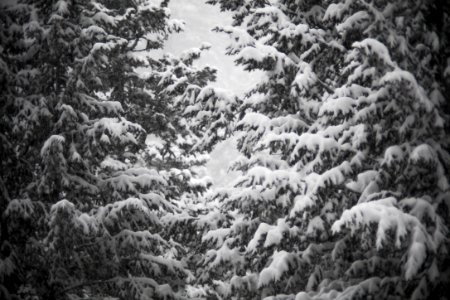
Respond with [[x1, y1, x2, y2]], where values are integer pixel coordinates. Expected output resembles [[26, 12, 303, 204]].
[[1, 0, 449, 300]]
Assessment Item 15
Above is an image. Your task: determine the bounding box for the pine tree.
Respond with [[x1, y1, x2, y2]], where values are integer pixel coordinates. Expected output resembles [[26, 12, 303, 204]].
[[128, 45, 238, 298], [138, 46, 237, 201], [0, 0, 233, 299], [148, 48, 239, 299], [0, 3, 39, 299], [199, 0, 450, 299]]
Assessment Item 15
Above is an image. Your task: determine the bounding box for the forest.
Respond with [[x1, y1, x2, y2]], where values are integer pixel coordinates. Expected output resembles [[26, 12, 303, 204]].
[[1, 0, 449, 299]]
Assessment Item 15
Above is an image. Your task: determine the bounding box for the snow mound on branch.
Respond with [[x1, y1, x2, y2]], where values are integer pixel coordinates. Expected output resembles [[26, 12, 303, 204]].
[[5, 198, 35, 219], [239, 112, 270, 129], [336, 11, 370, 34], [346, 170, 378, 193], [290, 195, 314, 216], [382, 145, 404, 166], [247, 219, 290, 251], [332, 198, 434, 279], [258, 251, 296, 287], [205, 243, 244, 269], [319, 97, 355, 117], [380, 69, 433, 112], [40, 135, 65, 157], [353, 38, 394, 66], [409, 144, 436, 163]]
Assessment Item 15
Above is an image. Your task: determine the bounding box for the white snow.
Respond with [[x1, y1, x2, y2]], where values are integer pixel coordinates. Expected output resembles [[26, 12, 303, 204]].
[[380, 69, 433, 112], [238, 112, 271, 129], [346, 170, 378, 193], [202, 228, 231, 247], [258, 251, 296, 287], [353, 38, 394, 66], [382, 145, 404, 166], [336, 11, 370, 34], [205, 243, 244, 268], [264, 219, 289, 247], [409, 144, 436, 163], [323, 3, 346, 21], [4, 198, 34, 219], [290, 195, 314, 217], [291, 62, 317, 97], [332, 197, 432, 261], [306, 216, 325, 236], [54, 0, 69, 15], [40, 135, 65, 157], [319, 97, 355, 117]]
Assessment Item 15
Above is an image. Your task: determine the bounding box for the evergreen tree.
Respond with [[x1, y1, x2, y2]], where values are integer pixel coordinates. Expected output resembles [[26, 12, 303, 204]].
[[150, 48, 238, 298], [199, 0, 450, 299], [0, 0, 233, 299], [0, 3, 38, 298], [138, 46, 236, 201]]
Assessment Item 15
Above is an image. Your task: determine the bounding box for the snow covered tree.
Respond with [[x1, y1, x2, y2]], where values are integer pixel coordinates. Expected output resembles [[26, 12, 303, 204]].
[[0, 0, 235, 299], [147, 48, 239, 298], [137, 46, 237, 201], [199, 0, 450, 299], [0, 3, 38, 299], [125, 45, 238, 298], [1, 0, 186, 298]]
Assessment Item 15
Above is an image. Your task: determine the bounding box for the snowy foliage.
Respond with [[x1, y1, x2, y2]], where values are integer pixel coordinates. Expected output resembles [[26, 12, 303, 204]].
[[0, 0, 231, 299], [1, 0, 450, 299], [199, 0, 450, 299]]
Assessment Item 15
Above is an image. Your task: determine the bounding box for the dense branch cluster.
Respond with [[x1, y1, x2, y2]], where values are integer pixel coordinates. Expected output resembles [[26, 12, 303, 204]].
[[1, 0, 449, 299]]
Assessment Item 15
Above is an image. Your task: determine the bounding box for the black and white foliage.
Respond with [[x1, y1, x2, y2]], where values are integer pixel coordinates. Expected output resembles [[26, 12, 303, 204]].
[[1, 0, 449, 299], [197, 0, 450, 299], [0, 0, 234, 299]]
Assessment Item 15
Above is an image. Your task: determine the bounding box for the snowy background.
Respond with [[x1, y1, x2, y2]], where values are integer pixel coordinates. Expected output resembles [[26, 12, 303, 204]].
[[163, 0, 262, 186]]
